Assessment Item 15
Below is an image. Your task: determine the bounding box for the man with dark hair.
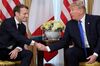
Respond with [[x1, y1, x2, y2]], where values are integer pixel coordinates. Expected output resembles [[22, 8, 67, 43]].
[[0, 4, 36, 66], [36, 1, 100, 66]]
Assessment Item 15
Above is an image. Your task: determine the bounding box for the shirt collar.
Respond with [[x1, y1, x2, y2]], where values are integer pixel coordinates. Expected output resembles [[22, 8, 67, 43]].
[[80, 14, 86, 22], [14, 17, 21, 25]]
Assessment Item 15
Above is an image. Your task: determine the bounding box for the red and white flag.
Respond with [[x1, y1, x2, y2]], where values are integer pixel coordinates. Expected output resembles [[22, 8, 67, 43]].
[[28, 0, 54, 36], [0, 0, 24, 21]]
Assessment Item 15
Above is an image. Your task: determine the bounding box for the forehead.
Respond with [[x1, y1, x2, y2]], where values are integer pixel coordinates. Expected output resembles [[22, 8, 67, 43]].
[[69, 5, 79, 10], [19, 8, 28, 13]]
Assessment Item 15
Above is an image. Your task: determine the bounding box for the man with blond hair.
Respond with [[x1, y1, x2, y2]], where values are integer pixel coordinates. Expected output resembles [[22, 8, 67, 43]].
[[36, 0, 100, 66]]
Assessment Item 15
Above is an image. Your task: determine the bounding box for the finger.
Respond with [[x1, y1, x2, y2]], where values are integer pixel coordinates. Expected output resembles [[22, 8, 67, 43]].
[[87, 61, 93, 64], [86, 59, 92, 64], [36, 44, 41, 49], [39, 46, 47, 51], [86, 58, 93, 64], [38, 46, 44, 50], [13, 53, 17, 59], [9, 51, 14, 59], [11, 53, 17, 59], [38, 44, 43, 48], [86, 56, 91, 60], [10, 53, 14, 59], [10, 52, 16, 59], [43, 47, 48, 51], [24, 45, 28, 50], [9, 51, 12, 55]]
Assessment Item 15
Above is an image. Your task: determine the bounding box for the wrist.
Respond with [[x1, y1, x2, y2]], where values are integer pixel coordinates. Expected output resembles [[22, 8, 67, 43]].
[[15, 48, 20, 52], [93, 52, 98, 57]]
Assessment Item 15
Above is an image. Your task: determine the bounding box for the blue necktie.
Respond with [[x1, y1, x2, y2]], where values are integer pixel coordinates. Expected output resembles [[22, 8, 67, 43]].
[[78, 20, 87, 57]]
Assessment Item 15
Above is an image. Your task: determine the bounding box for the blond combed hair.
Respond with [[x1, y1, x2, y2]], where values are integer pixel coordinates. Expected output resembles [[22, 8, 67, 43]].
[[69, 0, 86, 13], [70, 0, 85, 9]]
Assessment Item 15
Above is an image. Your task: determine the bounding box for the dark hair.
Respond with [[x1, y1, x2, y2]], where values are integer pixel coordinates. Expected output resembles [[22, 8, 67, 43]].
[[13, 4, 28, 16]]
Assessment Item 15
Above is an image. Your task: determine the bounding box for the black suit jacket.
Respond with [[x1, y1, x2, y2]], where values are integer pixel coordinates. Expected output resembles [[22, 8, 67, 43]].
[[49, 14, 100, 54], [0, 17, 31, 48]]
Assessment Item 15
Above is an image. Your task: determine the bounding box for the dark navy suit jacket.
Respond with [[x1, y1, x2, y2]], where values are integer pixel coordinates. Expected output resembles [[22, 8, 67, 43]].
[[49, 14, 100, 54], [0, 17, 31, 48]]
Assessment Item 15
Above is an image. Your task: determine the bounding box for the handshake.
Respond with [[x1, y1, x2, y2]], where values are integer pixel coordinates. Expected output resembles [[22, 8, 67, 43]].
[[35, 42, 48, 52], [24, 41, 49, 52]]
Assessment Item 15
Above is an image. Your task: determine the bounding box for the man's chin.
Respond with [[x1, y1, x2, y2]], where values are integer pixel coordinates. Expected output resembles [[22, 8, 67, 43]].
[[23, 21, 27, 22], [72, 18, 78, 20], [72, 18, 75, 20], [22, 20, 27, 22]]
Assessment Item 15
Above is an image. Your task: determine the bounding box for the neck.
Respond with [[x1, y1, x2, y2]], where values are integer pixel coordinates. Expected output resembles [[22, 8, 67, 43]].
[[15, 16, 21, 23]]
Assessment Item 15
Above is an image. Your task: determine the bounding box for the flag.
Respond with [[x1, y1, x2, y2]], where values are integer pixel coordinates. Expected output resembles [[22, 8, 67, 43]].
[[28, 0, 54, 36], [60, 0, 72, 24], [0, 0, 24, 21], [92, 0, 100, 15]]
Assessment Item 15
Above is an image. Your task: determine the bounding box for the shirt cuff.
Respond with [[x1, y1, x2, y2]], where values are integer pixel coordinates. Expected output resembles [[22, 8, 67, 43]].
[[16, 47, 22, 51], [46, 46, 51, 52], [93, 52, 98, 57], [30, 40, 35, 45]]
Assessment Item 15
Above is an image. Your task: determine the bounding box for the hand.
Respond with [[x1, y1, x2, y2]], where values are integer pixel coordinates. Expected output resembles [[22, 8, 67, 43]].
[[24, 44, 29, 50], [9, 48, 20, 59], [86, 55, 97, 64], [35, 43, 48, 51]]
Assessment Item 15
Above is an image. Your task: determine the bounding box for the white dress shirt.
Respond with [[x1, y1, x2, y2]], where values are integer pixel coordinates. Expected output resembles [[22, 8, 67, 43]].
[[80, 15, 90, 48]]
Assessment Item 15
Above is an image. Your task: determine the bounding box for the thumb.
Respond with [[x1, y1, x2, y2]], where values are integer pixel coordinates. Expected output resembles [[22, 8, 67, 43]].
[[86, 56, 91, 60]]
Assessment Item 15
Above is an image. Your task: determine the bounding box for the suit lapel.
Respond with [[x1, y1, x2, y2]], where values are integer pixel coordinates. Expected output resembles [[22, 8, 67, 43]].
[[11, 18, 25, 35], [11, 18, 18, 30], [85, 15, 91, 33], [85, 15, 91, 42]]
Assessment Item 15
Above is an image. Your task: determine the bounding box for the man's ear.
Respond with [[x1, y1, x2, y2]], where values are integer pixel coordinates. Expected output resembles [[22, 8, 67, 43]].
[[15, 12, 19, 16], [79, 9, 84, 14]]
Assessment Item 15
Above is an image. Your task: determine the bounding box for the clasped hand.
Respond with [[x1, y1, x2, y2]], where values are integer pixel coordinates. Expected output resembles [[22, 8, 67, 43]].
[[35, 42, 48, 51]]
